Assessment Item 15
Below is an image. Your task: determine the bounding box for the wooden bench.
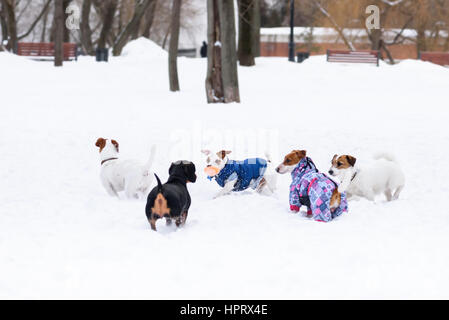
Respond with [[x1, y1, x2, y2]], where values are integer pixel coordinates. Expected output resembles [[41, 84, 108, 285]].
[[419, 52, 449, 67], [327, 49, 380, 66], [17, 42, 78, 61]]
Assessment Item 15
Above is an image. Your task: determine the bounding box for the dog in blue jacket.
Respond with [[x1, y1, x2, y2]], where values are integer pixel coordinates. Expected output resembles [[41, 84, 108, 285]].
[[201, 150, 277, 198]]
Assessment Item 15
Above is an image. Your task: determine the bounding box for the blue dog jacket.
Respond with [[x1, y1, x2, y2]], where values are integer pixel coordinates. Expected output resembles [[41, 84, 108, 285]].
[[289, 157, 348, 222], [211, 158, 267, 192]]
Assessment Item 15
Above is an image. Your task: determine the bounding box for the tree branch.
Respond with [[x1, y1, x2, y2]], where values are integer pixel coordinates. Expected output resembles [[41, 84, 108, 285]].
[[18, 0, 51, 40]]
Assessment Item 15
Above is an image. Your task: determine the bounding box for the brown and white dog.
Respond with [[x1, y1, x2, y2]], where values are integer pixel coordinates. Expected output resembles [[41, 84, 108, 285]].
[[328, 153, 405, 201], [201, 149, 277, 198], [95, 138, 156, 199], [276, 150, 342, 211]]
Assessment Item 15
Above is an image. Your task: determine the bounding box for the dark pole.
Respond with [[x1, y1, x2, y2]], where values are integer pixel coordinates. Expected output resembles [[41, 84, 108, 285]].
[[288, 0, 295, 62]]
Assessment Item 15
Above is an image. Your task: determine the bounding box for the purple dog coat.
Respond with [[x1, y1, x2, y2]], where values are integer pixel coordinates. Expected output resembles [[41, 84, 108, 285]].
[[289, 157, 348, 222]]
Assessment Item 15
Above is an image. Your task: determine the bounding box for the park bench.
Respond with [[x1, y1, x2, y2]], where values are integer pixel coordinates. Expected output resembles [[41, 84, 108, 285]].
[[327, 49, 380, 66], [419, 52, 449, 67], [17, 42, 78, 61]]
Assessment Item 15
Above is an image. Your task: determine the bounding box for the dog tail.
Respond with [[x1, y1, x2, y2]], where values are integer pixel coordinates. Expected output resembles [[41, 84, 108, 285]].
[[373, 152, 397, 163], [144, 144, 157, 171], [154, 173, 163, 193]]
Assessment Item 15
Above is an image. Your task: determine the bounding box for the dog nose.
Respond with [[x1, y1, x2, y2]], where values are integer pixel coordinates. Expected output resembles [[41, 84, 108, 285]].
[[275, 167, 279, 173], [328, 170, 333, 175]]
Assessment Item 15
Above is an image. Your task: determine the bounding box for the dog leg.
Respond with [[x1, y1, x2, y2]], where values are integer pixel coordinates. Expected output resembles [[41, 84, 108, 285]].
[[175, 212, 188, 227], [256, 177, 267, 193], [214, 180, 236, 199], [393, 186, 403, 200], [103, 182, 119, 197], [384, 189, 393, 201], [149, 218, 157, 231]]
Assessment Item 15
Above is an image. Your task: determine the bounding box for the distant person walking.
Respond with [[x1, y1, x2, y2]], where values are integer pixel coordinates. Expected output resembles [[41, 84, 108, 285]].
[[200, 41, 207, 58]]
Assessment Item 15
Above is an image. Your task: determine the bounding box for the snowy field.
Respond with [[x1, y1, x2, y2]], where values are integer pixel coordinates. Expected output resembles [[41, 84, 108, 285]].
[[1, 39, 449, 299]]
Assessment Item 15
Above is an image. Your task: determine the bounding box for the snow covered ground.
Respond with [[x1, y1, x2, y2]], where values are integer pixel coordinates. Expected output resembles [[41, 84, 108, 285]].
[[1, 38, 449, 299]]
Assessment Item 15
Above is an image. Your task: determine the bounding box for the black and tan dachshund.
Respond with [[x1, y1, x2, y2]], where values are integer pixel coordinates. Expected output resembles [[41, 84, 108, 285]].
[[145, 161, 197, 231]]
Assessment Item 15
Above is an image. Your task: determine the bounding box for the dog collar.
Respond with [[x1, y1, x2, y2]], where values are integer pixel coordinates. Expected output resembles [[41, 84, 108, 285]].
[[101, 157, 118, 165]]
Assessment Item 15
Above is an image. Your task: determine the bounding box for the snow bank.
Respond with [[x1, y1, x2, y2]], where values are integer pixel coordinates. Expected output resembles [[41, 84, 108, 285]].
[[120, 37, 167, 60]]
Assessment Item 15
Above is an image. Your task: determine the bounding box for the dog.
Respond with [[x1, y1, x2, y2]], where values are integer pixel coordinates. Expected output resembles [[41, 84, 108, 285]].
[[95, 137, 155, 199], [145, 161, 197, 231], [328, 153, 405, 202], [201, 149, 277, 198], [276, 150, 347, 222]]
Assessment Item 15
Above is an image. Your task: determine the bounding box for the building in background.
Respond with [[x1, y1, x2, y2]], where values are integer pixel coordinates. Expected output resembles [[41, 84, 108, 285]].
[[260, 27, 448, 60]]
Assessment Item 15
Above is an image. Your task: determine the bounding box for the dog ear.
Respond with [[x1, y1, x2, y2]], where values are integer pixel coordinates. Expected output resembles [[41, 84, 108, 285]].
[[95, 138, 106, 149], [332, 154, 338, 164], [294, 150, 306, 158], [217, 150, 231, 159], [111, 139, 119, 152], [346, 155, 356, 166], [168, 163, 176, 175], [201, 149, 211, 155]]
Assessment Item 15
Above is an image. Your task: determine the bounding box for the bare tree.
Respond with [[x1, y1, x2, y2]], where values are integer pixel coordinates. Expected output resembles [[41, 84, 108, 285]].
[[94, 0, 118, 50], [1, 0, 17, 52], [238, 0, 257, 66], [206, 0, 240, 103], [253, 0, 261, 57], [141, 0, 157, 38], [54, 0, 64, 66], [113, 0, 153, 56], [169, 0, 181, 91], [312, 0, 355, 50], [17, 0, 52, 41], [80, 0, 94, 55], [0, 1, 8, 49]]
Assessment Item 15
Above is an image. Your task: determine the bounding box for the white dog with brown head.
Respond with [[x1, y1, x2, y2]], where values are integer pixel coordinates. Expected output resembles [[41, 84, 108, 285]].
[[328, 153, 405, 202], [95, 138, 156, 199]]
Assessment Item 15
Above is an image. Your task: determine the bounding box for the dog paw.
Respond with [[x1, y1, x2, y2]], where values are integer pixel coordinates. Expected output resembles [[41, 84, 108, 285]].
[[290, 205, 300, 212]]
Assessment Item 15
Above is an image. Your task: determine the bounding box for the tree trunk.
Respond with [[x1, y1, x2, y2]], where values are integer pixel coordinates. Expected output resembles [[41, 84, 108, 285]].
[[1, 0, 17, 53], [63, 0, 71, 42], [218, 0, 240, 102], [0, 1, 8, 48], [238, 0, 255, 66], [40, 6, 48, 42], [205, 0, 240, 103], [113, 0, 153, 56], [416, 27, 427, 56], [97, 0, 117, 49], [370, 29, 382, 50], [142, 0, 156, 38], [169, 0, 181, 92], [80, 0, 94, 55], [252, 0, 260, 57], [54, 0, 64, 67]]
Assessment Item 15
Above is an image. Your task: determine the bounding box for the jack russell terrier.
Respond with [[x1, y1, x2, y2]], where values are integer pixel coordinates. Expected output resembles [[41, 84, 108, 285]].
[[95, 138, 156, 199], [201, 150, 277, 198], [276, 150, 347, 222], [328, 153, 405, 202]]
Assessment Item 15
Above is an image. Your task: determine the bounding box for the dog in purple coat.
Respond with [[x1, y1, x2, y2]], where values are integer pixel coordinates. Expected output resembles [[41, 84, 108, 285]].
[[276, 150, 347, 222]]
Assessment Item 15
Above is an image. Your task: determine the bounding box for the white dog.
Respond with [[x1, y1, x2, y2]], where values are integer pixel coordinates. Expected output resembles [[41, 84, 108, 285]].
[[95, 138, 156, 199], [201, 149, 277, 198], [328, 153, 405, 202]]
